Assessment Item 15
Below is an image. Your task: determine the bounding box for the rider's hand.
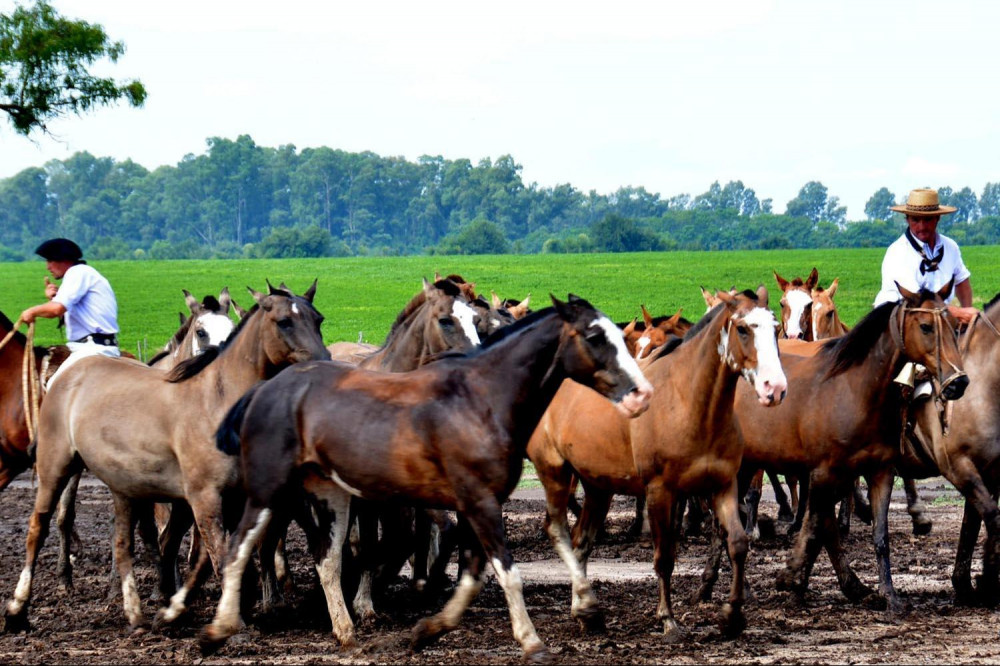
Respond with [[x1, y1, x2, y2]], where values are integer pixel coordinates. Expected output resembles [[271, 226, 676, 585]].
[[948, 304, 978, 326], [44, 276, 58, 300]]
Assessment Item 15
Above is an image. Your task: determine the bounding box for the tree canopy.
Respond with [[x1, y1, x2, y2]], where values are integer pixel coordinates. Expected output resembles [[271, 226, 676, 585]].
[[0, 1, 146, 135]]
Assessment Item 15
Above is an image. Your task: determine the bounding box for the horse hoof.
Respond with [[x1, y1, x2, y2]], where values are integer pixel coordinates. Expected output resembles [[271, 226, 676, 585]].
[[844, 580, 876, 604], [774, 569, 796, 592], [662, 619, 685, 643], [912, 520, 933, 536], [524, 644, 554, 664], [720, 603, 746, 638], [1, 611, 29, 634], [198, 628, 227, 656], [410, 618, 441, 653], [573, 605, 606, 634], [691, 584, 714, 605]]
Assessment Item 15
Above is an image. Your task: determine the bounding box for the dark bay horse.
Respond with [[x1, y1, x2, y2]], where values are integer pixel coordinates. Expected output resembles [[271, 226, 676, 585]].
[[200, 296, 654, 662], [700, 283, 968, 613], [3, 282, 329, 633], [528, 288, 786, 639]]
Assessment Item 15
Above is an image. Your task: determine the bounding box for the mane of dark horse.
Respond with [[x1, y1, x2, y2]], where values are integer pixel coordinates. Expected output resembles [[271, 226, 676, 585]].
[[821, 298, 911, 378], [0, 309, 28, 346], [983, 291, 1000, 312], [166, 302, 263, 383]]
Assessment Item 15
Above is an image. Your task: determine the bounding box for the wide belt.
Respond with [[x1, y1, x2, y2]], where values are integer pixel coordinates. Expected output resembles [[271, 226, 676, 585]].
[[74, 333, 118, 346]]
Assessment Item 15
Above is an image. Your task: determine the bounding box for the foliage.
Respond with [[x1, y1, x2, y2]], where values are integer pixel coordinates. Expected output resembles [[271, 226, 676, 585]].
[[432, 217, 511, 255], [0, 1, 146, 135]]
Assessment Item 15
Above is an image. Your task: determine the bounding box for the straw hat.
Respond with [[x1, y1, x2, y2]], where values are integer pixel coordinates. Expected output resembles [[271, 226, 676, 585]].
[[890, 189, 956, 216]]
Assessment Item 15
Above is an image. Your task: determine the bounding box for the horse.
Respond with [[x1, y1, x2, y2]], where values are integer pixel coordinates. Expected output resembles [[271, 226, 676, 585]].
[[697, 282, 968, 613], [528, 287, 786, 640], [774, 268, 819, 340], [327, 277, 480, 369], [148, 288, 240, 370], [2, 282, 329, 634], [810, 278, 850, 341], [200, 295, 654, 662], [902, 292, 1000, 604]]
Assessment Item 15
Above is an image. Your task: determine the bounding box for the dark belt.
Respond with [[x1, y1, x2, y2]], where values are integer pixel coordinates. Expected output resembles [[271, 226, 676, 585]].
[[74, 333, 118, 346]]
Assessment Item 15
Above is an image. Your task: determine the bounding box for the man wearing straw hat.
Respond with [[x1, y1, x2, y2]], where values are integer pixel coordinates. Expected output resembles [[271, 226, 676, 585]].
[[19, 238, 120, 387], [873, 188, 977, 324]]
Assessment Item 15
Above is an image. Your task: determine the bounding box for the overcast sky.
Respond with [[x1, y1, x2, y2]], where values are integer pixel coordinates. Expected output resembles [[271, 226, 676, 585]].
[[3, 0, 999, 218]]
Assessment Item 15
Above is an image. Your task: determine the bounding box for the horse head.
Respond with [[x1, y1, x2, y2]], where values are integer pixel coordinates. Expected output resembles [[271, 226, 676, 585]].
[[895, 281, 968, 400], [247, 279, 329, 371], [181, 288, 237, 357], [810, 278, 844, 341], [630, 306, 688, 360], [775, 268, 818, 341], [421, 277, 481, 354], [550, 294, 653, 418], [716, 286, 787, 406]]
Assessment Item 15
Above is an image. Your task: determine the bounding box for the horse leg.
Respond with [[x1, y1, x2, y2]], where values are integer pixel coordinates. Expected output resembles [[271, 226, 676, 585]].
[[646, 480, 683, 641], [744, 468, 764, 542], [419, 496, 549, 663], [952, 498, 982, 604], [566, 473, 582, 519], [787, 474, 810, 537], [777, 483, 824, 596], [852, 477, 873, 524], [55, 471, 82, 594], [768, 470, 795, 523], [950, 464, 1000, 605], [694, 515, 724, 604], [4, 457, 80, 632], [787, 475, 800, 517], [712, 482, 750, 638], [153, 503, 209, 630], [258, 509, 293, 614], [109, 493, 147, 631], [427, 512, 459, 591], [352, 501, 379, 625], [866, 470, 904, 612], [903, 476, 932, 536], [412, 509, 433, 590], [199, 502, 275, 654], [570, 487, 615, 630], [156, 501, 192, 602], [627, 493, 647, 538], [837, 483, 854, 537]]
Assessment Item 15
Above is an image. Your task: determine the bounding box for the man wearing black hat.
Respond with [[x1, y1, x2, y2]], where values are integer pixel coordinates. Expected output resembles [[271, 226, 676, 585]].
[[19, 238, 120, 385]]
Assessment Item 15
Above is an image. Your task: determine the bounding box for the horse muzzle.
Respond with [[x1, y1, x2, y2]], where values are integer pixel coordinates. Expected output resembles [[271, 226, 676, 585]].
[[940, 373, 969, 401], [615, 383, 653, 418]]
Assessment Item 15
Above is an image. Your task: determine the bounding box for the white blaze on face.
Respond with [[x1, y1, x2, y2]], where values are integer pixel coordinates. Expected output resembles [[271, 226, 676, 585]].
[[591, 315, 653, 395], [190, 312, 235, 355], [743, 307, 787, 402], [291, 302, 300, 315], [636, 335, 651, 358], [452, 301, 482, 346], [783, 290, 812, 339]]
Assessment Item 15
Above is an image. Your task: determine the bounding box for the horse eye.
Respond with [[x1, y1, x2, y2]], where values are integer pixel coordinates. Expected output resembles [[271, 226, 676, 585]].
[[919, 323, 933, 334], [196, 329, 208, 338], [277, 318, 294, 330], [737, 325, 749, 336], [438, 317, 455, 327], [585, 330, 605, 343], [825, 311, 834, 319]]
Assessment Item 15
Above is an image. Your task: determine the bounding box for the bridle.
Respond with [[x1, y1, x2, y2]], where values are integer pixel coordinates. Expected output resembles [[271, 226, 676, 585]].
[[890, 303, 967, 395]]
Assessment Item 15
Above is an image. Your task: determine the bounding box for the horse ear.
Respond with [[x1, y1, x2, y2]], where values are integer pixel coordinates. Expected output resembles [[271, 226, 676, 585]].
[[622, 318, 637, 335], [641, 304, 654, 327], [827, 278, 839, 299], [434, 271, 443, 282], [806, 267, 819, 290], [491, 291, 503, 309], [774, 271, 790, 291], [716, 289, 736, 306], [218, 287, 232, 314], [183, 289, 199, 313], [508, 294, 530, 319], [936, 278, 955, 302], [266, 279, 280, 296], [895, 281, 919, 304], [231, 297, 249, 320], [665, 309, 683, 328], [423, 277, 433, 294], [248, 285, 266, 305], [700, 286, 713, 307], [756, 285, 770, 309], [178, 312, 187, 326], [550, 293, 573, 320], [302, 278, 318, 303]]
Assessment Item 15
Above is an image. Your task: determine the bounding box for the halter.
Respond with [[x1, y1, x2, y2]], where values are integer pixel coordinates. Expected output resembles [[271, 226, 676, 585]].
[[889, 303, 966, 395]]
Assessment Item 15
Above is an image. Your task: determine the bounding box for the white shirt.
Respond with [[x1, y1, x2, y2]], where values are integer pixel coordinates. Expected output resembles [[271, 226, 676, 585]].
[[52, 263, 119, 341], [873, 232, 970, 307]]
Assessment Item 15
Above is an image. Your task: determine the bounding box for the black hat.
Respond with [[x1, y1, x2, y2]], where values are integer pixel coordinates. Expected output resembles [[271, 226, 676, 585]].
[[35, 238, 83, 262]]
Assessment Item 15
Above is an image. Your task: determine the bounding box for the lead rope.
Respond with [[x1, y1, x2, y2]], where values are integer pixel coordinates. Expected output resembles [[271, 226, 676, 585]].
[[21, 322, 41, 443]]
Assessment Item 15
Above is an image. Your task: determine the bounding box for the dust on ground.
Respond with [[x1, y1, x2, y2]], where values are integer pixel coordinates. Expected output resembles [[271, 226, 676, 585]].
[[0, 475, 996, 665]]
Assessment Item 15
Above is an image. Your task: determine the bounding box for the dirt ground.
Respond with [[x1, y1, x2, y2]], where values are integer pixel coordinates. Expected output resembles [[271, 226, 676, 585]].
[[0, 475, 996, 665]]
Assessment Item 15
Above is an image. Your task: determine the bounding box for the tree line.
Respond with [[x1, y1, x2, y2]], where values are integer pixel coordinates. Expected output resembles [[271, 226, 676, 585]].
[[2, 136, 1000, 261]]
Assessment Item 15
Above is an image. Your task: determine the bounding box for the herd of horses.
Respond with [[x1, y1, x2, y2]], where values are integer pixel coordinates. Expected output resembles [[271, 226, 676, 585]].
[[0, 269, 997, 663]]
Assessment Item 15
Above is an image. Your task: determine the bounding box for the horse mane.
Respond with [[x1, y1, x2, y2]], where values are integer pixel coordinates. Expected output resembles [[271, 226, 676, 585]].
[[821, 299, 900, 378], [641, 335, 685, 366], [165, 303, 261, 382], [0, 309, 27, 345], [147, 349, 170, 366], [386, 290, 429, 337], [478, 306, 557, 350], [683, 303, 724, 341], [983, 291, 1000, 313]]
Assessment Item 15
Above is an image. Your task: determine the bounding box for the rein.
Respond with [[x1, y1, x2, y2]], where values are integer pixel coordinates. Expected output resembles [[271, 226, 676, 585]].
[[0, 317, 42, 442], [959, 310, 1000, 356]]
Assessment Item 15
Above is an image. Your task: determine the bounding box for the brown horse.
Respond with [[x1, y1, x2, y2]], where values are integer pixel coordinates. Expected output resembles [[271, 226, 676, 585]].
[[810, 278, 850, 341], [529, 287, 786, 639], [2, 282, 329, 634], [328, 277, 480, 369], [699, 283, 968, 613], [200, 296, 654, 662], [774, 268, 819, 340], [903, 292, 1000, 604]]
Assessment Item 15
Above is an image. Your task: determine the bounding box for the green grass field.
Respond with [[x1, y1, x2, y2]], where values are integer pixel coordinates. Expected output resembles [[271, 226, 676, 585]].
[[5, 246, 999, 358]]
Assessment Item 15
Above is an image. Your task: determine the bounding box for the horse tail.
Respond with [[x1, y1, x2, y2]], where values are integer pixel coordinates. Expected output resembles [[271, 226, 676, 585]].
[[216, 381, 265, 456]]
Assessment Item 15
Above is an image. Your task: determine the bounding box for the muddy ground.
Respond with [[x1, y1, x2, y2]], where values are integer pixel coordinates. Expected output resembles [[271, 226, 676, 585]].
[[0, 476, 996, 665]]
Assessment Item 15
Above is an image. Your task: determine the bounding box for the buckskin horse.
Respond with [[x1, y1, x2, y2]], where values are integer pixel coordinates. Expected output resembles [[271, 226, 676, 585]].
[[2, 282, 329, 634], [529, 287, 786, 640], [200, 295, 653, 662], [697, 282, 968, 613]]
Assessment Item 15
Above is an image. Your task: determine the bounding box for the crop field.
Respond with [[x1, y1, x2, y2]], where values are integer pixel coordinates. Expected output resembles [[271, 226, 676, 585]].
[[5, 246, 1000, 358]]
